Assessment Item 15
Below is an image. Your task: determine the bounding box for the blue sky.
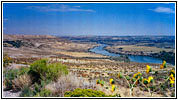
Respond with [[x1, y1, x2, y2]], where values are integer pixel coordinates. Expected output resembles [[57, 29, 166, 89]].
[[3, 3, 175, 36]]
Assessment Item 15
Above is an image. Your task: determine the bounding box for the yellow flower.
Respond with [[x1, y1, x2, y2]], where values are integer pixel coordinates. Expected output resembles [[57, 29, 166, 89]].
[[133, 72, 142, 78], [160, 64, 164, 69], [111, 85, 115, 92], [171, 70, 175, 74], [146, 65, 151, 74], [96, 79, 100, 84], [148, 76, 153, 83], [163, 60, 166, 64], [170, 79, 175, 84], [170, 74, 175, 81], [118, 72, 123, 78], [133, 73, 137, 78], [142, 78, 148, 85], [170, 78, 175, 87], [170, 70, 175, 77], [163, 60, 167, 68], [169, 74, 175, 87], [110, 78, 114, 85], [137, 72, 142, 76]]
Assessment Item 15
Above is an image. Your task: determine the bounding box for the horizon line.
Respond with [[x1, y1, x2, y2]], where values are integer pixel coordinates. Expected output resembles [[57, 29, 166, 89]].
[[3, 33, 176, 37]]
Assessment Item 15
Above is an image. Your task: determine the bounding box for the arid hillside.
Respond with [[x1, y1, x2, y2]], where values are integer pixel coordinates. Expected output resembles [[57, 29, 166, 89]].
[[3, 34, 104, 59]]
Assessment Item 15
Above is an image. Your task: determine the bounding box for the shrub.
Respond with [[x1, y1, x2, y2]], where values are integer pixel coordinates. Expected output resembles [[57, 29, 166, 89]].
[[34, 89, 52, 97], [3, 69, 19, 80], [29, 59, 47, 82], [20, 87, 35, 97], [19, 67, 30, 75], [29, 59, 68, 82], [3, 69, 19, 90], [20, 81, 52, 97], [3, 54, 13, 68], [64, 88, 112, 97], [44, 63, 68, 81], [19, 83, 40, 97], [12, 74, 32, 91], [3, 67, 30, 90], [4, 67, 30, 81], [45, 73, 96, 97]]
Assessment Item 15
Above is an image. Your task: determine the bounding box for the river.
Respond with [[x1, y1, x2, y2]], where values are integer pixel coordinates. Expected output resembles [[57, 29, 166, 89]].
[[89, 44, 163, 64]]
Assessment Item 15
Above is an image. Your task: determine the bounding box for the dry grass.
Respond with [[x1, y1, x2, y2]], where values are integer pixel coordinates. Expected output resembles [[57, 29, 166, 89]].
[[45, 73, 97, 97], [12, 74, 32, 91], [3, 80, 7, 90], [51, 42, 97, 52], [56, 51, 105, 58]]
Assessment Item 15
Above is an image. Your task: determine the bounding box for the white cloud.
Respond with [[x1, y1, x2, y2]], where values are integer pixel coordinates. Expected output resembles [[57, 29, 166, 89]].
[[73, 6, 81, 8], [27, 4, 95, 12], [150, 7, 175, 14]]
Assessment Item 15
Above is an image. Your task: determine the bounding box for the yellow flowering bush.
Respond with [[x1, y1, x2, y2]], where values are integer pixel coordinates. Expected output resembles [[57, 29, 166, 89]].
[[169, 74, 175, 87], [146, 65, 152, 74], [170, 70, 175, 77], [160, 60, 167, 69], [133, 72, 142, 78], [95, 61, 175, 97], [170, 79, 174, 87], [3, 54, 13, 68], [148, 76, 153, 83], [142, 78, 148, 85], [163, 60, 167, 68], [111, 85, 115, 92], [110, 78, 115, 85], [160, 64, 164, 69]]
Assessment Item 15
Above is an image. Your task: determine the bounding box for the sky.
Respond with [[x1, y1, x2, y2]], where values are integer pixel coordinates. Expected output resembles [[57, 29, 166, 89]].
[[3, 3, 175, 36]]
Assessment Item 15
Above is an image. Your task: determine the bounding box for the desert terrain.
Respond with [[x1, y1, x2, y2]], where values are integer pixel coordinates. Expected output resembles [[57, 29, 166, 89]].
[[3, 34, 175, 97]]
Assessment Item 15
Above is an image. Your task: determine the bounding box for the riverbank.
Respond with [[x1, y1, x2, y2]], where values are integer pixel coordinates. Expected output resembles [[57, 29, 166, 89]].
[[88, 45, 130, 63], [103, 45, 175, 65], [89, 44, 168, 64]]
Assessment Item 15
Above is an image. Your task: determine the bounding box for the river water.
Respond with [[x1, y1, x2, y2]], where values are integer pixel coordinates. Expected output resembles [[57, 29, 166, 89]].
[[89, 44, 163, 64]]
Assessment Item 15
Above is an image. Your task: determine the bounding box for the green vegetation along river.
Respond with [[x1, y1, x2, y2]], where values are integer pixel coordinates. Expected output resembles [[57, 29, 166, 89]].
[[89, 44, 164, 64]]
